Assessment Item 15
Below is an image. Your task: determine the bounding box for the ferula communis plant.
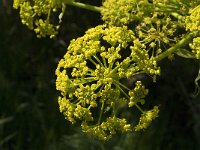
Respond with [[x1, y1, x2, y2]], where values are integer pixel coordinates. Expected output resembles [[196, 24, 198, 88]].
[[13, 0, 200, 141]]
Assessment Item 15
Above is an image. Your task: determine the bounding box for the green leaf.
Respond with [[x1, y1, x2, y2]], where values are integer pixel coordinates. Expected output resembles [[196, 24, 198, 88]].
[[175, 49, 195, 59]]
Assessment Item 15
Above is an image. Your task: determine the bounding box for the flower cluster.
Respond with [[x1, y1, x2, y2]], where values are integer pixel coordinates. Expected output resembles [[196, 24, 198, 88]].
[[13, 0, 65, 38], [101, 0, 137, 26], [58, 97, 93, 124], [101, 0, 199, 27], [81, 117, 131, 141], [135, 106, 159, 131], [128, 81, 148, 107], [190, 37, 200, 59], [135, 16, 177, 53], [185, 5, 200, 60], [186, 5, 200, 32], [101, 0, 161, 26], [56, 24, 160, 140]]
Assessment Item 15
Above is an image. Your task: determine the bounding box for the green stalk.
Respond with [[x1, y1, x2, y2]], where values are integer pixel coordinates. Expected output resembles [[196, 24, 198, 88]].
[[155, 32, 196, 61], [135, 104, 144, 113], [170, 12, 183, 20], [114, 83, 129, 99], [114, 83, 144, 113], [113, 79, 130, 91], [98, 101, 105, 125], [89, 58, 98, 66], [102, 57, 107, 68], [93, 55, 104, 67], [62, 1, 101, 12]]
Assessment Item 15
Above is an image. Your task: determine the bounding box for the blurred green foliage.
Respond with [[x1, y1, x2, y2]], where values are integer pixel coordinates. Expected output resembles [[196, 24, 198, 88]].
[[0, 0, 200, 150]]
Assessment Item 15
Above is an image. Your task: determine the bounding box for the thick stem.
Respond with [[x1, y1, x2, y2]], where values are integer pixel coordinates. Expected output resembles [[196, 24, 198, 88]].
[[170, 12, 183, 20], [155, 32, 196, 61], [62, 1, 101, 12]]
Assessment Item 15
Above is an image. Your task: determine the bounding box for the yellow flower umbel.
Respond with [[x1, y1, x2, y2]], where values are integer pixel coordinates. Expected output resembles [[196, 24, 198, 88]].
[[56, 25, 160, 141], [13, 0, 65, 38]]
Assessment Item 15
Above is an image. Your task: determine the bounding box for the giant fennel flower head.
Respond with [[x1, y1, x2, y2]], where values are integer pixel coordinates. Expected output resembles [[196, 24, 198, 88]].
[[56, 25, 160, 141], [13, 0, 65, 38]]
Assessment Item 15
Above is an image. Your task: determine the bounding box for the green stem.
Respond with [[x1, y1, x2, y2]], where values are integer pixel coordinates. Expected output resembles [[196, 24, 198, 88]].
[[113, 79, 130, 91], [114, 83, 144, 113], [63, 1, 101, 12], [108, 61, 114, 71], [170, 12, 183, 20], [102, 57, 107, 68], [93, 55, 104, 67], [155, 32, 196, 61], [79, 77, 98, 83], [110, 65, 120, 74], [114, 83, 129, 99], [89, 58, 98, 66], [46, 9, 51, 23], [112, 101, 116, 117], [98, 101, 105, 125], [135, 104, 144, 113]]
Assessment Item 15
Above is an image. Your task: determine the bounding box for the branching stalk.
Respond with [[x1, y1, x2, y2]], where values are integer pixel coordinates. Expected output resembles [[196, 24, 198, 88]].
[[155, 32, 196, 61]]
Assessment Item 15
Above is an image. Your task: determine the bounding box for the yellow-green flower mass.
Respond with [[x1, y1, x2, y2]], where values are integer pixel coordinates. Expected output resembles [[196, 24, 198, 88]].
[[135, 106, 159, 131], [101, 0, 137, 26], [185, 4, 200, 60], [190, 37, 200, 59], [186, 5, 200, 32], [81, 117, 131, 141], [56, 25, 160, 140], [13, 0, 65, 38]]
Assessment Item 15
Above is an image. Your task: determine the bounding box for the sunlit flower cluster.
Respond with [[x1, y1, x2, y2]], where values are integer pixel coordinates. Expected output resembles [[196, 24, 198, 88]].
[[56, 24, 160, 140], [13, 0, 65, 38]]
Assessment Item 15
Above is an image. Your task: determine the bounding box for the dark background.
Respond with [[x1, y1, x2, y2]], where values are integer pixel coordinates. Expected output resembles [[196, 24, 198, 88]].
[[0, 1, 200, 149]]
